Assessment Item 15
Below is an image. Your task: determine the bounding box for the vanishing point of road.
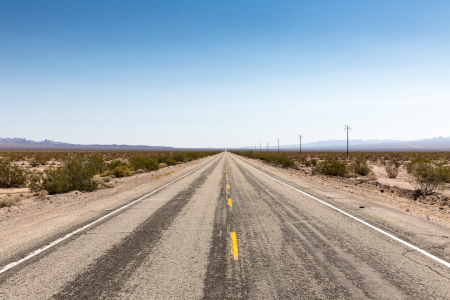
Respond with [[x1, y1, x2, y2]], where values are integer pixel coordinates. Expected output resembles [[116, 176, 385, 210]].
[[1, 152, 450, 299]]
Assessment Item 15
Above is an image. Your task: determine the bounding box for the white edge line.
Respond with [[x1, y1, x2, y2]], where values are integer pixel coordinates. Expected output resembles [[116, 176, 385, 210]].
[[230, 153, 450, 269], [0, 154, 220, 275]]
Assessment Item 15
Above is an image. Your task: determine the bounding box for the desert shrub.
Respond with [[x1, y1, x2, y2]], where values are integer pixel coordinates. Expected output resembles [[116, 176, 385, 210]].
[[129, 156, 159, 171], [129, 156, 148, 171], [385, 164, 399, 178], [28, 155, 99, 194], [166, 158, 177, 166], [157, 155, 171, 164], [351, 156, 372, 176], [38, 190, 49, 199], [0, 161, 28, 188], [304, 159, 317, 167], [29, 159, 40, 167], [88, 155, 106, 174], [111, 166, 132, 178], [172, 153, 186, 162], [0, 195, 22, 208], [405, 156, 450, 195], [146, 159, 159, 171], [312, 159, 348, 177], [107, 160, 128, 170]]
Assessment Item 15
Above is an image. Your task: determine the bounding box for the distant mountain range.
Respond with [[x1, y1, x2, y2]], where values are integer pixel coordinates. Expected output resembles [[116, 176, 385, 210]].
[[242, 136, 450, 151], [2, 136, 450, 151], [0, 138, 174, 150]]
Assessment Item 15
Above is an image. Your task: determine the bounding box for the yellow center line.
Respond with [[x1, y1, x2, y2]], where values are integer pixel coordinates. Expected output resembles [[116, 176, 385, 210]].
[[228, 198, 232, 206], [230, 232, 239, 260], [227, 184, 230, 190]]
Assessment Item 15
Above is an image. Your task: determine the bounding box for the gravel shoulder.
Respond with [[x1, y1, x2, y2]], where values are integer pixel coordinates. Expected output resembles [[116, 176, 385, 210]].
[[0, 155, 218, 268]]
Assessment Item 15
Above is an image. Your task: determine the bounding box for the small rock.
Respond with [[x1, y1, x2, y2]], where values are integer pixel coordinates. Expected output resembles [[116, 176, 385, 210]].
[[439, 207, 443, 210], [359, 206, 365, 209], [380, 189, 384, 193]]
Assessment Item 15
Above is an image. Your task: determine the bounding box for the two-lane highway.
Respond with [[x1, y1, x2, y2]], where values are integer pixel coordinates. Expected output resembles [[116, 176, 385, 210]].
[[1, 152, 450, 299]]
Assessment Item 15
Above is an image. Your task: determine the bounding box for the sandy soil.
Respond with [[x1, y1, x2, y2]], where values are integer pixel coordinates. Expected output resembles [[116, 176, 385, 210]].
[[238, 157, 450, 224], [371, 163, 450, 197]]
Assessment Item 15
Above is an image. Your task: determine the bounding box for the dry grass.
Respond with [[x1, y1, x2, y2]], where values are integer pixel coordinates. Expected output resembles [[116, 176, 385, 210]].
[[0, 195, 22, 208]]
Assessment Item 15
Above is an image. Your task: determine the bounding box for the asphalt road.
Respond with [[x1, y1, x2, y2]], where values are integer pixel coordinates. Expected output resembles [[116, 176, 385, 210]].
[[1, 152, 450, 299]]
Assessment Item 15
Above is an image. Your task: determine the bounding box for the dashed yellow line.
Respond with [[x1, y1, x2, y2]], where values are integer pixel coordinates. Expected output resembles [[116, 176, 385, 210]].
[[227, 184, 230, 190], [230, 232, 239, 260], [228, 198, 232, 206]]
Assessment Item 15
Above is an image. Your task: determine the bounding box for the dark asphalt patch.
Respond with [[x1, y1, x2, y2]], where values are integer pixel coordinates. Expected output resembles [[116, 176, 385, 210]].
[[202, 163, 248, 299]]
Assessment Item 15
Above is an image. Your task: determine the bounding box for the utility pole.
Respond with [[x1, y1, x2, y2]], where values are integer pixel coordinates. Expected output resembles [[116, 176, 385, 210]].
[[277, 139, 280, 153], [267, 142, 268, 152], [260, 143, 261, 152], [298, 134, 302, 154], [344, 125, 351, 157]]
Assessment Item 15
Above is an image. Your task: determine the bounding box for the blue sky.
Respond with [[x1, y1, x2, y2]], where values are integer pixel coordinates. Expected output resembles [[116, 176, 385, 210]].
[[1, 1, 449, 148]]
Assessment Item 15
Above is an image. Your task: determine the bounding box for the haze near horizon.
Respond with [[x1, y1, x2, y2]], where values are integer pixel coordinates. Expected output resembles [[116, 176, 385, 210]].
[[1, 1, 449, 148]]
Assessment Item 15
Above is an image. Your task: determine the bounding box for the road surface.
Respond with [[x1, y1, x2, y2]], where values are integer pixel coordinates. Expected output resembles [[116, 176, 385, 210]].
[[1, 152, 450, 299]]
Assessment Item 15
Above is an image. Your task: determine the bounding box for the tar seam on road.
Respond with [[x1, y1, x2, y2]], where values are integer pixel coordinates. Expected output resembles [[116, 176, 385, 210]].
[[231, 154, 450, 269], [0, 155, 220, 276]]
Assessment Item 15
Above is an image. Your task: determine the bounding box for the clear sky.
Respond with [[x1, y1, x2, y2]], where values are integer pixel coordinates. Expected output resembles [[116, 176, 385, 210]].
[[1, 1, 449, 148]]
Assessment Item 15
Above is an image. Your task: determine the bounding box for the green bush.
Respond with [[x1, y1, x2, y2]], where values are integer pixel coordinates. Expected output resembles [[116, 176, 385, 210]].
[[88, 155, 106, 174], [0, 162, 28, 188], [405, 156, 450, 195], [172, 153, 186, 162], [28, 155, 99, 194], [129, 156, 149, 171], [351, 156, 372, 176], [312, 159, 348, 177], [129, 156, 159, 171], [166, 158, 177, 166], [157, 155, 170, 164], [107, 160, 128, 170]]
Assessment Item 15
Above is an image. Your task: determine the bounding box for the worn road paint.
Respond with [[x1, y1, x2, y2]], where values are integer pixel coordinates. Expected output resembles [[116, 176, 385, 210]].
[[227, 184, 230, 190], [228, 198, 232, 206], [230, 232, 238, 260]]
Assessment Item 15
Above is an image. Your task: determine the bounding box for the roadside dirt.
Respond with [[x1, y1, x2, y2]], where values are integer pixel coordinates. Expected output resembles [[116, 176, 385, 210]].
[[0, 155, 216, 265], [238, 156, 450, 224]]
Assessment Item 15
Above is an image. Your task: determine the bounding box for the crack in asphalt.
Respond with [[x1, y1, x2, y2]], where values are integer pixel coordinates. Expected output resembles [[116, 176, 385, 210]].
[[401, 250, 450, 281]]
